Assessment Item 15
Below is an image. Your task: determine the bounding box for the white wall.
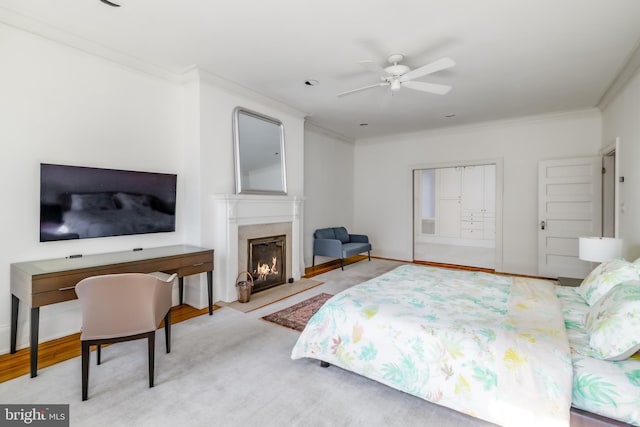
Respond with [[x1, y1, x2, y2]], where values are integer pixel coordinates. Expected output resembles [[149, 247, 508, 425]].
[[601, 67, 640, 259], [193, 70, 306, 302], [0, 23, 185, 353], [304, 125, 355, 267], [195, 71, 305, 198], [353, 110, 602, 276]]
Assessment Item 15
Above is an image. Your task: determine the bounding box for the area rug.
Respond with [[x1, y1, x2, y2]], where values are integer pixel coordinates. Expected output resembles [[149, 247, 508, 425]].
[[262, 293, 333, 332]]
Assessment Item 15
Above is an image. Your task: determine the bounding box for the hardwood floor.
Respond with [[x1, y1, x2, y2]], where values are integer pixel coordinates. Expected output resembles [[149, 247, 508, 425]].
[[306, 255, 496, 278], [304, 254, 368, 277], [412, 259, 494, 273], [0, 304, 215, 384]]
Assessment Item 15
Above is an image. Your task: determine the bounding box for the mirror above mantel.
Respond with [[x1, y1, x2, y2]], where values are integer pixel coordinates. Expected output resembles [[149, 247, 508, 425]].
[[233, 107, 287, 195]]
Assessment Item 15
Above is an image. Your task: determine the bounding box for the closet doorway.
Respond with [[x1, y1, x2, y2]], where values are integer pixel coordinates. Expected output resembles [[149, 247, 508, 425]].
[[413, 162, 499, 270], [602, 141, 618, 238]]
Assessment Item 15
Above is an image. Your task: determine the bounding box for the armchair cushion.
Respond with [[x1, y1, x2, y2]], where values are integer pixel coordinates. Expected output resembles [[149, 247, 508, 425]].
[[349, 234, 369, 243], [315, 228, 336, 240], [334, 227, 350, 243], [342, 242, 371, 258]]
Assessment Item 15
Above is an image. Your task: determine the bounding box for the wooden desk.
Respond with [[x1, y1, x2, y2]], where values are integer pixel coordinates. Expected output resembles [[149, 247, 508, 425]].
[[10, 245, 214, 377]]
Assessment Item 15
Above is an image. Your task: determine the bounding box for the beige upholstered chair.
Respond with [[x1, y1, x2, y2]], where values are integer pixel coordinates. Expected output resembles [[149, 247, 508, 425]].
[[75, 272, 177, 401]]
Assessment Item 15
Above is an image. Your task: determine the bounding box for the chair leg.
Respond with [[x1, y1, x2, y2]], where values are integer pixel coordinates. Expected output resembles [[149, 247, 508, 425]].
[[148, 332, 155, 388], [312, 255, 315, 267], [340, 258, 344, 270], [368, 250, 371, 261], [96, 344, 101, 365], [164, 310, 171, 354], [82, 341, 90, 401]]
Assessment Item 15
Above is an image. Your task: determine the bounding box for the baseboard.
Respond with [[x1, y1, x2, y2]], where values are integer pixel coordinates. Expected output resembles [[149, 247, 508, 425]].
[[304, 255, 368, 277], [412, 259, 495, 273]]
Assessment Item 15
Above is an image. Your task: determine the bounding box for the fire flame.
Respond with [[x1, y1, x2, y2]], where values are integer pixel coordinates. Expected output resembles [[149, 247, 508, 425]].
[[255, 256, 278, 281]]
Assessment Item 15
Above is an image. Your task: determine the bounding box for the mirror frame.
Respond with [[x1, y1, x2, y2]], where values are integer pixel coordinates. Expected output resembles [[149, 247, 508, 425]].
[[233, 107, 287, 195]]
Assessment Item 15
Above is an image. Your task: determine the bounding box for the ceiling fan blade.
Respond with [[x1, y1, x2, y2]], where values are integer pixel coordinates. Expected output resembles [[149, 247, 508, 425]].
[[402, 81, 452, 95], [400, 57, 455, 82], [359, 60, 390, 76], [337, 82, 389, 97]]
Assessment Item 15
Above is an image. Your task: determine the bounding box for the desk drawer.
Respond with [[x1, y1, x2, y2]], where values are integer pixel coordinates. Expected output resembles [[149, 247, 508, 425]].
[[173, 261, 214, 277], [150, 252, 213, 272], [32, 288, 78, 307], [32, 265, 165, 294], [31, 251, 214, 294]]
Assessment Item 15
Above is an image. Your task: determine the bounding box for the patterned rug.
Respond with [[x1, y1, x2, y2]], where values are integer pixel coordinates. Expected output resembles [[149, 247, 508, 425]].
[[262, 293, 333, 332]]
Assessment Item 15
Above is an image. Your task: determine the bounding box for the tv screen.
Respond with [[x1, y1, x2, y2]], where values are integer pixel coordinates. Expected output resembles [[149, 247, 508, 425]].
[[40, 163, 177, 242]]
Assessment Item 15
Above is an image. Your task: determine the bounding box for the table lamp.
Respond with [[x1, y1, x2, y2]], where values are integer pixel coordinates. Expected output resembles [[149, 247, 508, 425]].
[[578, 237, 623, 263]]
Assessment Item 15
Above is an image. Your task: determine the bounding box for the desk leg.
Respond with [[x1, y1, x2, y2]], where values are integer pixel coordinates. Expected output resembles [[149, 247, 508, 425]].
[[178, 277, 184, 305], [30, 307, 40, 378], [10, 294, 18, 354], [207, 271, 213, 316]]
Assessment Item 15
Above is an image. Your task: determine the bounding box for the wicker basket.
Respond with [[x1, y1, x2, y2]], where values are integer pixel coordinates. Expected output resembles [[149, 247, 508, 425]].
[[236, 271, 254, 303]]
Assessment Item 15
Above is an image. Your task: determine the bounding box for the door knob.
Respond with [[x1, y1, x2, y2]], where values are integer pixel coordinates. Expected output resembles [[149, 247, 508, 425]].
[[540, 220, 546, 230]]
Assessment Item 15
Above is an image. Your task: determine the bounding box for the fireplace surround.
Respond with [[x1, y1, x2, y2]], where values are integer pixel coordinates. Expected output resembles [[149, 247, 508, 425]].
[[206, 194, 303, 303]]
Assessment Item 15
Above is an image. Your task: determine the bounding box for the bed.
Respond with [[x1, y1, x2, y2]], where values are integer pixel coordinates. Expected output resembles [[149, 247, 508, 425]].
[[291, 263, 640, 426]]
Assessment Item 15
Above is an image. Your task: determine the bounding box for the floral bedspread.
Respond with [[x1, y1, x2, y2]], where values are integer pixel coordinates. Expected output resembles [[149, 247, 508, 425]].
[[291, 264, 572, 427], [556, 287, 640, 425]]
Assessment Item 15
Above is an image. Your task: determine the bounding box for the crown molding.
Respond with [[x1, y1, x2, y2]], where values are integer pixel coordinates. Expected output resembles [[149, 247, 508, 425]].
[[0, 6, 310, 121], [0, 6, 181, 84], [304, 121, 355, 143], [190, 67, 308, 119], [598, 39, 640, 110], [356, 108, 601, 144]]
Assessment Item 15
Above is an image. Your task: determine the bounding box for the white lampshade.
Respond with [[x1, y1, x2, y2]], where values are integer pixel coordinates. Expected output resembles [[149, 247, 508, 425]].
[[579, 237, 623, 262]]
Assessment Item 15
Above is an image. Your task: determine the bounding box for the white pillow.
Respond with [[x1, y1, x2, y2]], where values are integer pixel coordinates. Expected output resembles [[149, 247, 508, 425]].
[[575, 258, 638, 305], [583, 281, 640, 360]]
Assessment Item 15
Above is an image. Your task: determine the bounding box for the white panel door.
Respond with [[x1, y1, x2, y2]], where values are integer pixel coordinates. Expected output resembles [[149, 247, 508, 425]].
[[483, 165, 496, 240], [483, 165, 496, 213], [435, 168, 462, 237], [461, 166, 484, 212], [538, 157, 602, 278], [436, 199, 461, 237], [437, 167, 462, 199]]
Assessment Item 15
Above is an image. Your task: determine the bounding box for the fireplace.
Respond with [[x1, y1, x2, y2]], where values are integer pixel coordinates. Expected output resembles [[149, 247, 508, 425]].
[[207, 194, 302, 303], [248, 234, 286, 293]]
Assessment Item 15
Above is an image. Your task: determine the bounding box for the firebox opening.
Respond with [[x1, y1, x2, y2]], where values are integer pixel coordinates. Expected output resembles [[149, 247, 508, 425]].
[[248, 234, 287, 293]]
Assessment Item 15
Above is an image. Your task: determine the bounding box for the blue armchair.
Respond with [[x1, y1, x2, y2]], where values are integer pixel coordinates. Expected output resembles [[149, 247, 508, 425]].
[[313, 227, 372, 270]]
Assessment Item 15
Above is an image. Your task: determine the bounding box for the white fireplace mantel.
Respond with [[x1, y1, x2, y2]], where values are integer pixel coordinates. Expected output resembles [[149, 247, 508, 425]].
[[204, 194, 304, 302]]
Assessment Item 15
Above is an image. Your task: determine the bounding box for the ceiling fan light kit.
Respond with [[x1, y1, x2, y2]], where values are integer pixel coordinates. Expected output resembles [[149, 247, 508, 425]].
[[338, 53, 455, 98]]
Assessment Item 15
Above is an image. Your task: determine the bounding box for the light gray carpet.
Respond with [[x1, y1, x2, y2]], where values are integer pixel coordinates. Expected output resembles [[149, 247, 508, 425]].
[[0, 259, 496, 426]]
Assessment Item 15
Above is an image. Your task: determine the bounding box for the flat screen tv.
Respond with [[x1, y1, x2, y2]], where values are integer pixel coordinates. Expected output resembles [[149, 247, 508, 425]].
[[40, 163, 177, 242]]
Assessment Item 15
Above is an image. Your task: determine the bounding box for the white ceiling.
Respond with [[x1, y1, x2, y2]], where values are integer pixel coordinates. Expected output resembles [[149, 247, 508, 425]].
[[2, 0, 640, 140]]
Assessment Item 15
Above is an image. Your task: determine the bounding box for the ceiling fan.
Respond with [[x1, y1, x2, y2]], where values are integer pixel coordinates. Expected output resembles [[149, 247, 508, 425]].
[[338, 54, 455, 98]]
